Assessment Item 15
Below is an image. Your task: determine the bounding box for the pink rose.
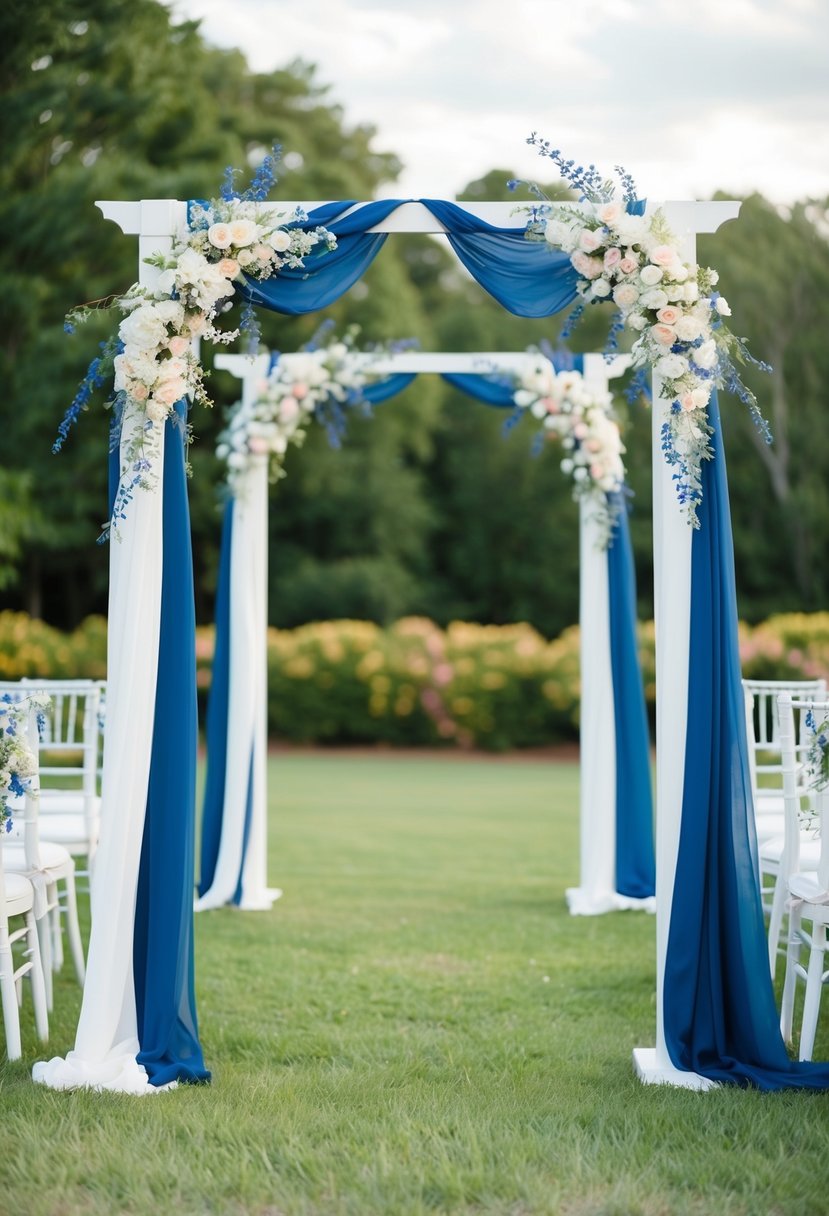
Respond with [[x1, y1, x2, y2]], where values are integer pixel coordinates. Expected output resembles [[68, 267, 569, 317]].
[[657, 306, 682, 326], [217, 258, 240, 279], [168, 336, 190, 357], [650, 244, 677, 268], [680, 393, 698, 412], [578, 228, 602, 253], [573, 422, 588, 440], [571, 251, 604, 280], [154, 379, 186, 406], [131, 383, 149, 402], [207, 223, 232, 250], [292, 383, 308, 400], [541, 397, 559, 414], [651, 324, 676, 345], [280, 398, 299, 422], [603, 247, 622, 270], [590, 462, 606, 480], [253, 244, 273, 263], [619, 255, 638, 275], [585, 438, 602, 453], [597, 202, 622, 227], [248, 436, 270, 454]]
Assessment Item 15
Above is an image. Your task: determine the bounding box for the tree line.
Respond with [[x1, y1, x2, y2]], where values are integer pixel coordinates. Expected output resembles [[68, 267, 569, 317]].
[[2, 0, 828, 639]]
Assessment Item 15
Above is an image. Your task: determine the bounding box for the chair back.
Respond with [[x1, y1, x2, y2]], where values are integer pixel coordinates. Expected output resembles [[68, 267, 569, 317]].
[[778, 693, 829, 892], [743, 678, 827, 807], [0, 694, 43, 872]]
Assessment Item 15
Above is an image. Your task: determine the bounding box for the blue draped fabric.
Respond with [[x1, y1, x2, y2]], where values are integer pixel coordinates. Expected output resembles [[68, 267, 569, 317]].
[[664, 392, 829, 1089], [230, 200, 405, 316], [198, 497, 234, 898], [607, 500, 655, 898], [189, 198, 580, 320], [420, 200, 579, 318], [439, 372, 517, 408], [361, 373, 417, 405], [131, 403, 209, 1086]]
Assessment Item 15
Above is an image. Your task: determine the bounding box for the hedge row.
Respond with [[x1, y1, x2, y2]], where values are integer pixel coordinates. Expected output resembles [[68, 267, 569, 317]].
[[1, 611, 829, 751]]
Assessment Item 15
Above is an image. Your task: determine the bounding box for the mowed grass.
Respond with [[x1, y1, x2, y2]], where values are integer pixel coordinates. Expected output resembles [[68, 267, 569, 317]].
[[2, 753, 829, 1216]]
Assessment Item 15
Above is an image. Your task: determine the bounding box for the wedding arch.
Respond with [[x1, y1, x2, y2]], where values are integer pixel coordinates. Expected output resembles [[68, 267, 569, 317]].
[[196, 346, 653, 918], [34, 178, 829, 1095]]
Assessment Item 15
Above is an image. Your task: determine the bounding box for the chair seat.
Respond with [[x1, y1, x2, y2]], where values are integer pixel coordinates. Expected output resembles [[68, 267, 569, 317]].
[[3, 840, 74, 875], [759, 834, 821, 869], [2, 870, 35, 912], [789, 871, 829, 907]]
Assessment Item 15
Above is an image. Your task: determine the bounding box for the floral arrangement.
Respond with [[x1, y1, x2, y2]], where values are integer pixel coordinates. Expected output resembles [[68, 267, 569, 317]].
[[512, 356, 626, 545], [511, 136, 771, 526], [216, 325, 409, 494], [56, 147, 336, 535], [804, 707, 829, 794], [0, 692, 48, 833]]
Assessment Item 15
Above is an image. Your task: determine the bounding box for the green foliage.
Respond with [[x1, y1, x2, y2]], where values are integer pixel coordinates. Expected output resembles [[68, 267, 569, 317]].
[[2, 1, 828, 638]]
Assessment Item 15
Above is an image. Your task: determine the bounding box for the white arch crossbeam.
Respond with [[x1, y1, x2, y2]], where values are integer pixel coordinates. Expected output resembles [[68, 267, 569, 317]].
[[89, 195, 741, 1092]]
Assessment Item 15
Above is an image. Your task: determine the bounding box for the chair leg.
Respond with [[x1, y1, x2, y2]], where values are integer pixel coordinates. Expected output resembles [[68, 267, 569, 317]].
[[0, 941, 22, 1061], [35, 909, 53, 1013], [51, 898, 64, 973], [62, 872, 85, 987], [767, 874, 787, 980], [780, 901, 801, 1044], [799, 921, 826, 1062], [25, 911, 49, 1043]]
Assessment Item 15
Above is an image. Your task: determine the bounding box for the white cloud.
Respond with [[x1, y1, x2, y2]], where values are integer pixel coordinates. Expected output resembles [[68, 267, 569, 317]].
[[171, 0, 829, 203]]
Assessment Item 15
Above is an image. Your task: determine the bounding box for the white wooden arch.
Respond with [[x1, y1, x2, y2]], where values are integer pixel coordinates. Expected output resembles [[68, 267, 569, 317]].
[[38, 195, 738, 1092], [204, 348, 636, 918]]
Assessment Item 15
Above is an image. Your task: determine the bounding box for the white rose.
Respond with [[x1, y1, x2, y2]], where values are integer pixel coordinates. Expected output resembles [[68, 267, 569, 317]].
[[119, 305, 167, 351], [146, 399, 168, 423], [694, 340, 718, 370], [153, 299, 185, 328], [591, 278, 612, 298], [715, 296, 732, 316], [691, 386, 710, 408], [207, 223, 233, 250], [236, 248, 254, 267], [613, 283, 639, 310], [656, 354, 689, 379], [639, 288, 669, 311], [228, 219, 257, 247], [640, 265, 663, 287], [269, 229, 292, 253], [674, 315, 706, 342], [614, 214, 647, 245], [684, 281, 700, 303], [513, 389, 534, 409], [627, 313, 648, 331]]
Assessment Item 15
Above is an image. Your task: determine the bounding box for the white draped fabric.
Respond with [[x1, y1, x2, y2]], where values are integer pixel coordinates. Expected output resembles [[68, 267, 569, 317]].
[[196, 454, 280, 911], [33, 407, 166, 1093]]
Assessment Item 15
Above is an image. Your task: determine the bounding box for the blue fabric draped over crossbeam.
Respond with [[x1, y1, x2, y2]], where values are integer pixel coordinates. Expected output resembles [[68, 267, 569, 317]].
[[664, 392, 829, 1088], [208, 199, 579, 319]]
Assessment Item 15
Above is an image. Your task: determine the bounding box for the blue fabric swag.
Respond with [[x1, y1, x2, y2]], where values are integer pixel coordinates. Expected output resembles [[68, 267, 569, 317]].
[[201, 199, 581, 319], [109, 402, 210, 1086], [664, 391, 829, 1089]]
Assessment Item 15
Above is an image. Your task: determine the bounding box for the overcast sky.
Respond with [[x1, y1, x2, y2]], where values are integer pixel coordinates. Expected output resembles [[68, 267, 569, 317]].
[[172, 0, 829, 204]]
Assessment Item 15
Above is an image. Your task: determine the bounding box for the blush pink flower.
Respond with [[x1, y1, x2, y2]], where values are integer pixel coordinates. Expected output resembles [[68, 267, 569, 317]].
[[292, 383, 309, 399], [248, 436, 270, 454], [168, 336, 190, 357], [603, 247, 622, 270], [619, 255, 639, 275], [217, 258, 240, 279], [578, 228, 602, 253], [132, 383, 149, 402], [650, 244, 677, 268], [657, 306, 682, 326], [680, 392, 698, 412], [651, 324, 676, 345]]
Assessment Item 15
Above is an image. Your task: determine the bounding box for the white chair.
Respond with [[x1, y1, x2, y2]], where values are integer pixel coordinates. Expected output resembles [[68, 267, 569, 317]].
[[743, 678, 826, 977], [17, 679, 103, 879], [1, 694, 85, 1007], [779, 694, 829, 1060], [0, 707, 49, 1058]]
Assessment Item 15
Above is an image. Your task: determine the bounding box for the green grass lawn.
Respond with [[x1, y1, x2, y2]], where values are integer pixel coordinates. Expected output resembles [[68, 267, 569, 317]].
[[2, 754, 829, 1216]]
